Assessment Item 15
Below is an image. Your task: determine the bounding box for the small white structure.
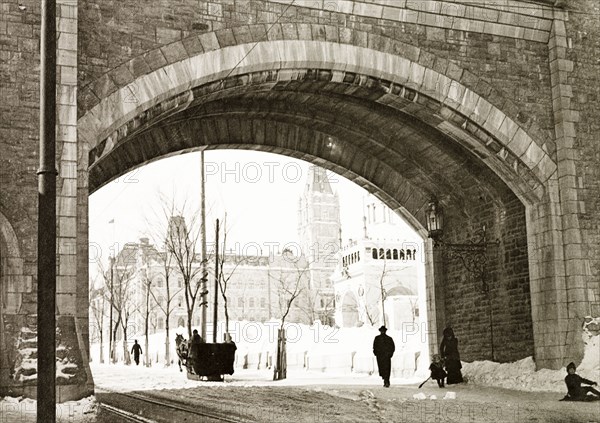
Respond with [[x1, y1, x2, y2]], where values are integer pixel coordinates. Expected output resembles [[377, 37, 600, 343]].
[[332, 196, 424, 331]]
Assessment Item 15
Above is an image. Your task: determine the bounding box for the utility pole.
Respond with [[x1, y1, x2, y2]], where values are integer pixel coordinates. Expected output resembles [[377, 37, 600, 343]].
[[37, 0, 57, 420], [108, 255, 114, 362], [200, 150, 207, 341], [213, 219, 219, 343]]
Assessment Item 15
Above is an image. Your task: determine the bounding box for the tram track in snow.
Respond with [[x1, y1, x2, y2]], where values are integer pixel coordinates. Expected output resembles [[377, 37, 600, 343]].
[[96, 388, 250, 422]]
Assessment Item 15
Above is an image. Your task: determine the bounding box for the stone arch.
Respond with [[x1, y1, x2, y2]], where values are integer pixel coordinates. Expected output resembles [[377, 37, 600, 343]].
[[77, 37, 572, 367], [0, 211, 21, 261], [80, 39, 554, 209], [0, 212, 24, 314], [0, 211, 24, 380]]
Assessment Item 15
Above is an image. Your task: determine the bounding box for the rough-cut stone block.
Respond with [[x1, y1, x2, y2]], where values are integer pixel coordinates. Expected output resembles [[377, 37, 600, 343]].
[[354, 2, 383, 19], [160, 41, 189, 64], [142, 49, 168, 72]]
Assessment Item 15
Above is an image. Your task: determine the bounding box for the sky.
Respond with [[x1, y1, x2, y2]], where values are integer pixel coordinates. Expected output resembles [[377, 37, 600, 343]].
[[88, 150, 419, 277]]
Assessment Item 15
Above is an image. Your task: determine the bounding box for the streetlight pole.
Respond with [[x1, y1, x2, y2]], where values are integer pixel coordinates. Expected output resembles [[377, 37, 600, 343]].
[[200, 151, 208, 341], [37, 0, 57, 420]]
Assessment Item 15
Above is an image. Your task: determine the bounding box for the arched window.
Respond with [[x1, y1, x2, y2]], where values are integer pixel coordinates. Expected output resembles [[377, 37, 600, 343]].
[[379, 248, 385, 259], [400, 249, 405, 260], [386, 249, 391, 259], [177, 317, 185, 327], [372, 248, 377, 259], [393, 249, 398, 260], [357, 251, 360, 262], [407, 250, 412, 260]]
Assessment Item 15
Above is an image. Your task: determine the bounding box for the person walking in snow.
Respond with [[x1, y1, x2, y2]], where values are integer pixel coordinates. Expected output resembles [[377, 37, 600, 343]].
[[562, 362, 600, 401], [440, 327, 463, 384], [131, 340, 143, 366], [373, 326, 395, 388]]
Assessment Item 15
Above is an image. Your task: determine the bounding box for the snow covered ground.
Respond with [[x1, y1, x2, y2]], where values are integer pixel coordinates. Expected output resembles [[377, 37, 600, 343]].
[[1, 317, 597, 421], [0, 396, 98, 423]]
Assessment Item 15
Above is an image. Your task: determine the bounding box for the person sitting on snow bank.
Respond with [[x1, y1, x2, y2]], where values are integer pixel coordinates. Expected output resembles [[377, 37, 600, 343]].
[[561, 362, 600, 401]]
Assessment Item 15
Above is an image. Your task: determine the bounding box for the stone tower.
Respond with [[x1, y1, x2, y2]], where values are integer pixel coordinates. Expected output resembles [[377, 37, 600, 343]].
[[297, 166, 341, 323]]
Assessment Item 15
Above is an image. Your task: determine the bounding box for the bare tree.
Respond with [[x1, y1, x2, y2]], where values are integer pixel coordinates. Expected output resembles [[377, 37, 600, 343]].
[[96, 259, 116, 363], [162, 203, 206, 339], [299, 286, 335, 326], [147, 255, 180, 366], [139, 266, 161, 367], [89, 280, 106, 363], [119, 279, 139, 366], [216, 214, 243, 341], [270, 251, 311, 380], [363, 256, 391, 326], [408, 296, 419, 324], [108, 245, 137, 364], [144, 196, 188, 366], [363, 252, 411, 327]]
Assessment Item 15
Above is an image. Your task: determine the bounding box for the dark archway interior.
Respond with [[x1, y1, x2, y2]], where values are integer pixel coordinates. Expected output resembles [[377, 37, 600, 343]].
[[88, 72, 534, 362]]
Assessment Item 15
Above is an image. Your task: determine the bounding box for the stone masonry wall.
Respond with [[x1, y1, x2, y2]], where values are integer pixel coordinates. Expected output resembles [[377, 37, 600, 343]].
[[442, 192, 533, 362], [0, 0, 92, 400], [78, 0, 556, 157], [0, 1, 40, 300], [565, 1, 600, 316]]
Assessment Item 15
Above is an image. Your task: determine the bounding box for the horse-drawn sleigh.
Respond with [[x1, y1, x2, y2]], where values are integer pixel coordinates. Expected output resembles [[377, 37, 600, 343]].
[[175, 333, 237, 381]]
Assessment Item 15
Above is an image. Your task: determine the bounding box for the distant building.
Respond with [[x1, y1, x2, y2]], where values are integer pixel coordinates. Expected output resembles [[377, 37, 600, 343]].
[[297, 166, 341, 324], [104, 235, 314, 340], [332, 195, 423, 329]]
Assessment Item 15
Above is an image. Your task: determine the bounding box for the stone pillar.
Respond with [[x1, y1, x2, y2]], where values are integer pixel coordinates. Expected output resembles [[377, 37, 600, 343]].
[[523, 9, 591, 370], [425, 239, 445, 357], [55, 0, 94, 400]]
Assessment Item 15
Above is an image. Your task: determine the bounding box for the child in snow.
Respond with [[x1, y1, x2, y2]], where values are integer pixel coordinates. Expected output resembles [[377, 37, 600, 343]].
[[429, 354, 447, 388], [562, 362, 600, 401]]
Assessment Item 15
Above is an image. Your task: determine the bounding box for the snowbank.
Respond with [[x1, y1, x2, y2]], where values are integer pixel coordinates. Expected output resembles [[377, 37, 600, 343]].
[[91, 320, 428, 377], [90, 317, 599, 394], [463, 317, 600, 393]]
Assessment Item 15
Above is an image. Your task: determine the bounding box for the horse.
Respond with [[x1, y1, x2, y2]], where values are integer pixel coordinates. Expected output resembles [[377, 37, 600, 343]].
[[175, 333, 188, 372]]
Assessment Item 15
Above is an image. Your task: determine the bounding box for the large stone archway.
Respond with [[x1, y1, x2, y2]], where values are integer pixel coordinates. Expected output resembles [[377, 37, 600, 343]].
[[77, 37, 566, 369], [2, 0, 599, 400]]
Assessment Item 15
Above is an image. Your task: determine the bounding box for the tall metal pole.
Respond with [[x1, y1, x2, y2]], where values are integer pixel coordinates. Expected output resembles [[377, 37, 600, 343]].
[[37, 0, 57, 420], [213, 219, 219, 343], [200, 151, 207, 341], [108, 256, 114, 362]]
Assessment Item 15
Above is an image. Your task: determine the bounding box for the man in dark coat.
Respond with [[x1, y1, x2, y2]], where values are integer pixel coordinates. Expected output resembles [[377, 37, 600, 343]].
[[131, 340, 143, 366], [373, 326, 395, 387]]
